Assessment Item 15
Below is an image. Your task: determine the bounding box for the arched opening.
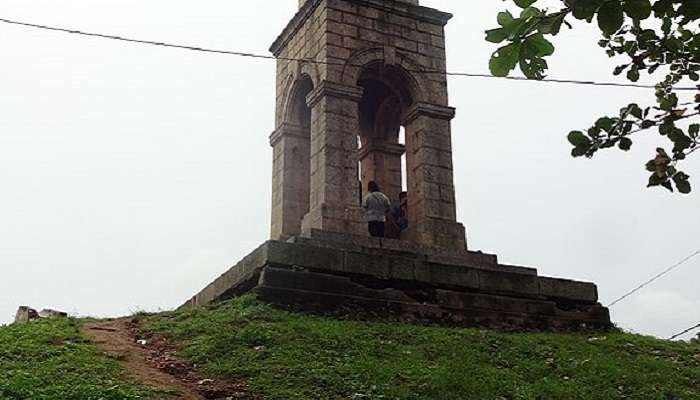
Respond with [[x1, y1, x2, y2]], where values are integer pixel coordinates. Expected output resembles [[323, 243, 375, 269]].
[[357, 62, 416, 239], [357, 62, 415, 203], [287, 76, 313, 129], [282, 75, 313, 236]]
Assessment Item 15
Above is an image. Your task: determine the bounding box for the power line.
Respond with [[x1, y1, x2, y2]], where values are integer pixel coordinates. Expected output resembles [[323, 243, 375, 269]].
[[607, 249, 700, 308], [669, 322, 700, 341], [1, 17, 698, 91]]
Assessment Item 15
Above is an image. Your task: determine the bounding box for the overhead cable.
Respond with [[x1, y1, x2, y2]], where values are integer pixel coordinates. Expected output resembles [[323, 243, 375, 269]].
[[669, 323, 700, 341], [607, 249, 700, 308], [1, 17, 698, 91]]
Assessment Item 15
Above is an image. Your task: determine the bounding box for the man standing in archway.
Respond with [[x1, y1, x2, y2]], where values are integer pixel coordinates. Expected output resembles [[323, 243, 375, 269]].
[[362, 181, 391, 238]]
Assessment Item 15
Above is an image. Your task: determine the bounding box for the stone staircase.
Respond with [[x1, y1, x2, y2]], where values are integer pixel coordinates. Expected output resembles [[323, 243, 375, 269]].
[[182, 232, 611, 331]]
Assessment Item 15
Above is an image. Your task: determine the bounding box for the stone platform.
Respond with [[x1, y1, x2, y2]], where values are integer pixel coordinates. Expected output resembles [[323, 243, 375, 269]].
[[182, 231, 611, 331]]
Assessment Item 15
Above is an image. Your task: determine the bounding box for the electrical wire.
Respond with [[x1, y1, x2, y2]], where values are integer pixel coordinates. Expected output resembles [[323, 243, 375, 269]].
[[1, 17, 698, 91], [669, 322, 700, 340], [607, 249, 700, 308]]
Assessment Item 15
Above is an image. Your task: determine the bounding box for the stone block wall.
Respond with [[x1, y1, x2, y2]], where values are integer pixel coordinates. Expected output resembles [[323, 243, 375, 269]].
[[183, 240, 612, 331]]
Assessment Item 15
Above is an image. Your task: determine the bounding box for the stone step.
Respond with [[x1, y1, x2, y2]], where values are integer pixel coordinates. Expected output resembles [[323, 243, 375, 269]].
[[183, 240, 601, 313], [257, 267, 611, 331], [294, 230, 537, 276]]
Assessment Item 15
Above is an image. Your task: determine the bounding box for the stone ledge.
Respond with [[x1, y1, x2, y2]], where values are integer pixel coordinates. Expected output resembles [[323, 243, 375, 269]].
[[256, 267, 611, 331], [303, 229, 503, 269]]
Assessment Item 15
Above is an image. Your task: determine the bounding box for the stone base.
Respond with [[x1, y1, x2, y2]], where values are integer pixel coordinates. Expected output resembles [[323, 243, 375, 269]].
[[182, 234, 611, 331]]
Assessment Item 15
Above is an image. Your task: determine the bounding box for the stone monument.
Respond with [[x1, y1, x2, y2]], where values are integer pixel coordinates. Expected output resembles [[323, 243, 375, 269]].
[[183, 0, 612, 331]]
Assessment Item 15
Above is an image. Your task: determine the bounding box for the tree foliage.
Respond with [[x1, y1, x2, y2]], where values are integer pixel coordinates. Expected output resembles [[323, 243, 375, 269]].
[[487, 0, 700, 194]]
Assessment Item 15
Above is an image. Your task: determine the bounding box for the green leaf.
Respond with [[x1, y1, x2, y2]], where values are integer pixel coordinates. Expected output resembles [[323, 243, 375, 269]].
[[497, 11, 515, 27], [647, 172, 666, 187], [485, 28, 508, 43], [645, 159, 656, 172], [627, 65, 640, 82], [538, 13, 566, 35], [489, 44, 521, 77], [572, 146, 588, 157], [619, 137, 633, 151], [595, 117, 615, 132], [572, 0, 605, 20], [676, 180, 692, 194], [689, 124, 699, 138], [598, 1, 625, 36], [568, 130, 591, 147], [673, 172, 692, 194], [652, 0, 673, 18], [524, 34, 555, 57], [613, 64, 629, 76], [627, 103, 643, 119], [514, 0, 538, 8], [678, 1, 700, 20], [623, 0, 652, 20], [658, 93, 678, 111]]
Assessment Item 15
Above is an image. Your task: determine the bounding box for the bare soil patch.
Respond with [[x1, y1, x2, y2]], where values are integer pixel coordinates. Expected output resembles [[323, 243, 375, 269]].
[[84, 319, 254, 400]]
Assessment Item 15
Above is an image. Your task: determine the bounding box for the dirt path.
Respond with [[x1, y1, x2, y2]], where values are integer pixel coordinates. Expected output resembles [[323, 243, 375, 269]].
[[84, 319, 252, 400]]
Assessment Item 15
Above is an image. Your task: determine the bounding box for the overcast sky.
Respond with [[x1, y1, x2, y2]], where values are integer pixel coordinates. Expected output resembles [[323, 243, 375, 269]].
[[1, 0, 698, 340]]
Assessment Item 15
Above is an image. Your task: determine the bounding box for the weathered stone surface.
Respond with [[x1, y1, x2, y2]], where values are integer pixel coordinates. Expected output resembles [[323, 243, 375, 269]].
[[180, 242, 269, 309], [415, 262, 479, 290], [268, 240, 345, 273], [477, 269, 541, 297], [184, 240, 612, 331], [38, 309, 68, 319], [539, 277, 599, 303], [435, 290, 557, 316], [14, 306, 38, 324], [260, 267, 415, 303], [269, 0, 468, 251]]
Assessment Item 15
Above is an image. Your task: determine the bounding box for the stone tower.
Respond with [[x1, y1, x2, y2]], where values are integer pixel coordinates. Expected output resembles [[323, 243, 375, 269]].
[[269, 0, 467, 251], [182, 0, 612, 334]]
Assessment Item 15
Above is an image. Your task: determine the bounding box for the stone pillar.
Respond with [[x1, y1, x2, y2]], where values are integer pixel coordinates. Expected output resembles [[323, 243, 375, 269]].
[[270, 122, 311, 241], [301, 81, 366, 236], [403, 102, 467, 251], [358, 140, 405, 202]]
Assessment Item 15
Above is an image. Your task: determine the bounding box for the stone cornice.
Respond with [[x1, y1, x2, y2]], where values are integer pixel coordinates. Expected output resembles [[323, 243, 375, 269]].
[[358, 141, 406, 160], [306, 81, 364, 107], [402, 102, 455, 124], [269, 122, 310, 146], [269, 0, 453, 56]]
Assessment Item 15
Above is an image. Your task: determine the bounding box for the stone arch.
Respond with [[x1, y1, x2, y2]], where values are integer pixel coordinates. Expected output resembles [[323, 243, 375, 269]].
[[275, 73, 314, 239], [279, 60, 320, 126], [352, 52, 427, 212], [340, 47, 427, 104], [283, 73, 315, 126]]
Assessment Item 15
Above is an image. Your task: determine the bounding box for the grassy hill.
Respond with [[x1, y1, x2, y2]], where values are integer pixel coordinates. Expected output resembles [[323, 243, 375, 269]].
[[2, 295, 699, 399], [0, 317, 151, 400]]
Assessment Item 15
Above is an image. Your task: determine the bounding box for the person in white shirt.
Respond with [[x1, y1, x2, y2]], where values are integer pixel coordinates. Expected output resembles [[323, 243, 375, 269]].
[[362, 181, 391, 238]]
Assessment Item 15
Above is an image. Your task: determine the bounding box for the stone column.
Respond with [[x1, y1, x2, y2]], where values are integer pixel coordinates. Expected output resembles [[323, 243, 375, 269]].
[[358, 140, 406, 202], [301, 81, 366, 236], [403, 102, 467, 251], [270, 122, 311, 241]]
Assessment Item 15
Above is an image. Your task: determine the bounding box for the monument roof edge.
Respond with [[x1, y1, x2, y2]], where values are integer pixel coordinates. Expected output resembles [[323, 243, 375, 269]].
[[269, 0, 453, 57]]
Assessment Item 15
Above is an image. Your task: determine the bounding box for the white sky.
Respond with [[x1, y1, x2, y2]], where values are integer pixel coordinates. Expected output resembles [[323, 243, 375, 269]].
[[1, 0, 698, 341]]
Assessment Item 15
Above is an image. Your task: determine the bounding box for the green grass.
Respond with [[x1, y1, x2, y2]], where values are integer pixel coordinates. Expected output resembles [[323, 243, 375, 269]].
[[144, 295, 700, 400], [0, 318, 153, 400]]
